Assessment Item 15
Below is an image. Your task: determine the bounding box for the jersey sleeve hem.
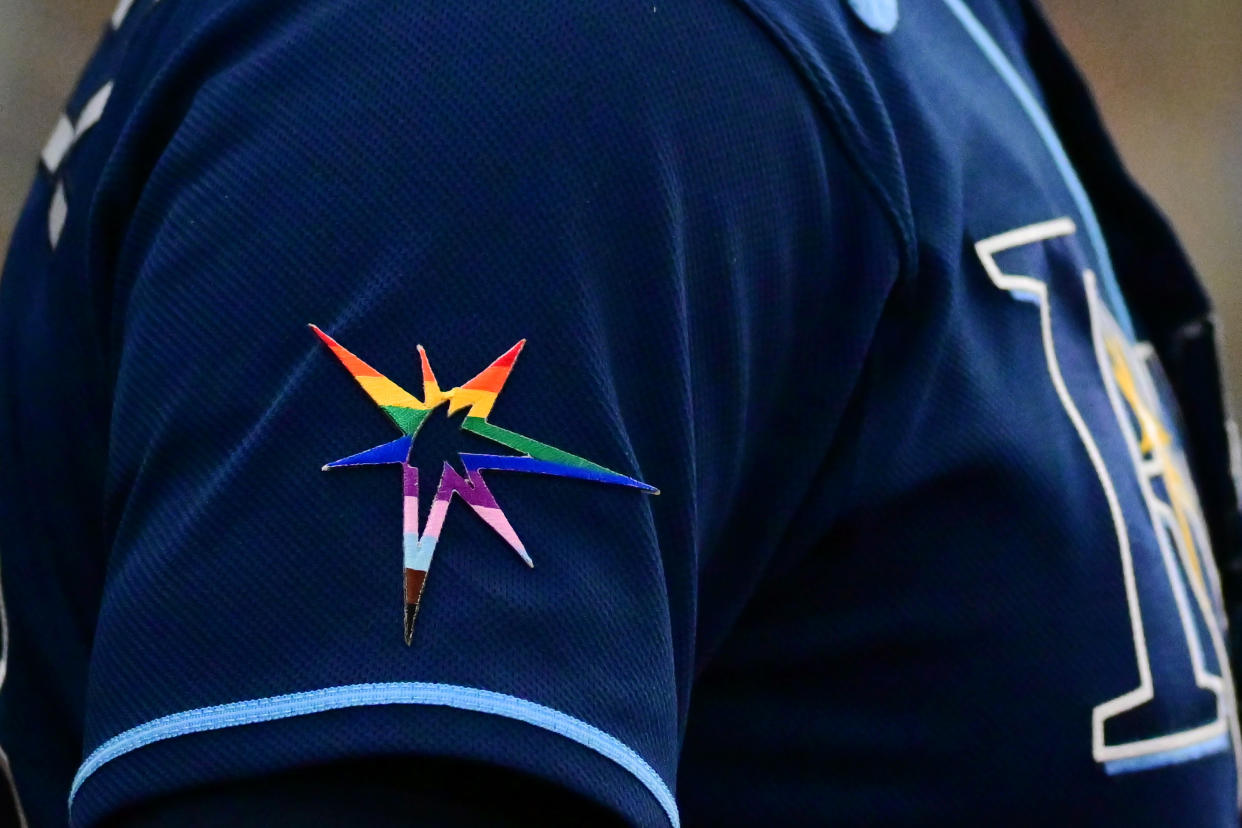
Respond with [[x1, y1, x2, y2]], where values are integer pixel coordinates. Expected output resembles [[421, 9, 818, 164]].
[[69, 681, 679, 827]]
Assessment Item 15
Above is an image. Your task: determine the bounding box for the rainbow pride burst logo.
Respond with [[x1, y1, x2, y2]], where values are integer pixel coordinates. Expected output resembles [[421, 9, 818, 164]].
[[310, 325, 657, 644]]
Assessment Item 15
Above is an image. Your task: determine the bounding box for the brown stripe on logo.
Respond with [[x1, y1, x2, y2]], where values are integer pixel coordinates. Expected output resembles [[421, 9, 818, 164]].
[[404, 568, 428, 645]]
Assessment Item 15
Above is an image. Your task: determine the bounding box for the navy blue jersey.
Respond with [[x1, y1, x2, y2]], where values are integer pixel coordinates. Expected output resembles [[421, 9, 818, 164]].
[[2, 0, 1241, 824]]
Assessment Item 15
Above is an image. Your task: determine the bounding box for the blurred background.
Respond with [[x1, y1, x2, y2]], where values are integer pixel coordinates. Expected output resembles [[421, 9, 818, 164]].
[[1, 0, 113, 253], [1043, 0, 1242, 406], [0, 0, 1239, 400]]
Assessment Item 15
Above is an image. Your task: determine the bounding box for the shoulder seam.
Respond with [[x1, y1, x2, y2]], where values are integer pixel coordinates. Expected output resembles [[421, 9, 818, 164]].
[[721, 0, 916, 283]]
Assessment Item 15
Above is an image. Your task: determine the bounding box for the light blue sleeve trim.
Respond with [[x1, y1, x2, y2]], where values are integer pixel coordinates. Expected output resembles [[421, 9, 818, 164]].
[[939, 0, 1137, 342], [69, 681, 680, 827], [1103, 731, 1231, 775]]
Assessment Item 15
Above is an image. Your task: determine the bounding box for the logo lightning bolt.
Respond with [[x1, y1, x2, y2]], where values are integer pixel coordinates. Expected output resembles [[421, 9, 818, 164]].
[[310, 325, 658, 644]]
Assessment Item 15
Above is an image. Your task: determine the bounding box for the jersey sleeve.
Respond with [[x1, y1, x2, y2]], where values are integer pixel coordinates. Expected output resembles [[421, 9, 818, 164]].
[[10, 0, 900, 823]]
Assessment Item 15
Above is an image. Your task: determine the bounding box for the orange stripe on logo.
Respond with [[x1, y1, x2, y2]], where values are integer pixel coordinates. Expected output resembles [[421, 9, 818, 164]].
[[310, 324, 381, 377]]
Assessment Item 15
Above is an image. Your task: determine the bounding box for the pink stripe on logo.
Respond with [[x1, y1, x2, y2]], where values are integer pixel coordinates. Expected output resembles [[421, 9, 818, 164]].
[[403, 496, 419, 534]]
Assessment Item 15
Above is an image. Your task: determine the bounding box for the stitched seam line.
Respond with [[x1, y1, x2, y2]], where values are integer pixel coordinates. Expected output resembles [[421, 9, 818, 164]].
[[723, 0, 918, 285]]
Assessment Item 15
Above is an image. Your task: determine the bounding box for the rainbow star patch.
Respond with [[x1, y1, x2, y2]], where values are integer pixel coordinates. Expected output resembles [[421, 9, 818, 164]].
[[310, 325, 658, 644]]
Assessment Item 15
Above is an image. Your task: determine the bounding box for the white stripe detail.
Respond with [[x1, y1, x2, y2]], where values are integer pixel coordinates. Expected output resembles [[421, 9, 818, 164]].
[[0, 746, 27, 828], [110, 0, 137, 28], [42, 81, 113, 249], [40, 116, 74, 174], [47, 182, 68, 249], [0, 558, 26, 826], [74, 83, 114, 141]]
